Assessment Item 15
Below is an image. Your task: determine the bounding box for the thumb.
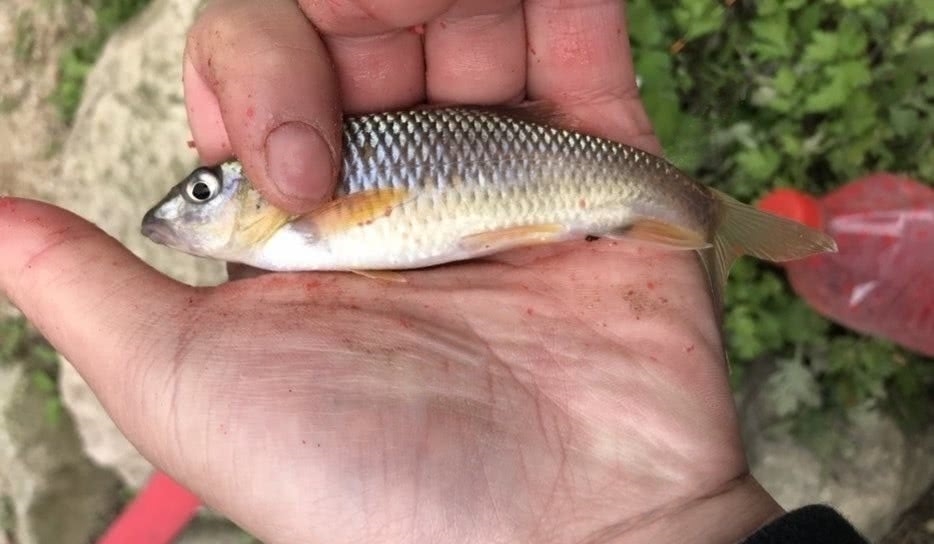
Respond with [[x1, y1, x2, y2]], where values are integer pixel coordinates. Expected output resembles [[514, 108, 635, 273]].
[[184, 0, 342, 214], [0, 197, 194, 451]]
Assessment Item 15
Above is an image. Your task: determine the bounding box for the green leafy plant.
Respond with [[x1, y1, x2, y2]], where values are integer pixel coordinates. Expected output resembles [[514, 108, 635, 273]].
[[14, 10, 37, 62], [0, 317, 64, 427], [628, 0, 933, 431], [51, 0, 154, 124]]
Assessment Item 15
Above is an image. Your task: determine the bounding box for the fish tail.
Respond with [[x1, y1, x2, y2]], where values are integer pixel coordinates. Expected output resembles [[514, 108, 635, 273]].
[[700, 188, 838, 316]]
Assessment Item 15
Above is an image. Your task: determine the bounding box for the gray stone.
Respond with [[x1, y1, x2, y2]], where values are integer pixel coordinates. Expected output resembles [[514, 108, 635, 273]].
[[0, 0, 89, 323], [53, 0, 225, 490], [741, 362, 934, 541], [0, 363, 123, 544], [177, 516, 260, 544]]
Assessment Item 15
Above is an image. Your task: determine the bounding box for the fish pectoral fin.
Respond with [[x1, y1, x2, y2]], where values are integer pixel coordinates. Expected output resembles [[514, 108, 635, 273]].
[[350, 269, 408, 283], [290, 188, 412, 237], [460, 224, 567, 252], [603, 219, 709, 250]]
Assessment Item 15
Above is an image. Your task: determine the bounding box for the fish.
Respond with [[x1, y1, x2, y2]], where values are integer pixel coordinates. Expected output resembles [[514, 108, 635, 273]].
[[141, 103, 836, 297]]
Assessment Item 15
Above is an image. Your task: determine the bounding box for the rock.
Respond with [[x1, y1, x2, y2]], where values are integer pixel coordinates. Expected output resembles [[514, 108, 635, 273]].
[[880, 482, 934, 544], [0, 363, 123, 544], [0, 0, 90, 203], [177, 517, 260, 544], [0, 0, 91, 320], [740, 362, 934, 542], [53, 0, 225, 490], [57, 364, 154, 489]]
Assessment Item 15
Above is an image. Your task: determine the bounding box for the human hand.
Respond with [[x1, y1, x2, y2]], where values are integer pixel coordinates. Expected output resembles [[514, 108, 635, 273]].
[[0, 1, 784, 543]]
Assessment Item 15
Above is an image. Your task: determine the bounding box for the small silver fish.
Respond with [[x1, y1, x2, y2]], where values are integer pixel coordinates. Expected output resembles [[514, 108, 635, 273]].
[[142, 104, 836, 291]]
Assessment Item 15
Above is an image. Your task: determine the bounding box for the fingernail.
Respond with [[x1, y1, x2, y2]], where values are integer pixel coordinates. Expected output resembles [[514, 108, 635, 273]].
[[265, 121, 334, 204]]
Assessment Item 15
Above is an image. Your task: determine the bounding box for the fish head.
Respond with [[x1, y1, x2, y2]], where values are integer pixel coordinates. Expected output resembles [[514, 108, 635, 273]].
[[141, 161, 248, 259]]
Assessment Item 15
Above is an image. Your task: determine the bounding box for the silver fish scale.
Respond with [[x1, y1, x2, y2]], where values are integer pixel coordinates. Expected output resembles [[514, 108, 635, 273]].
[[340, 107, 646, 197]]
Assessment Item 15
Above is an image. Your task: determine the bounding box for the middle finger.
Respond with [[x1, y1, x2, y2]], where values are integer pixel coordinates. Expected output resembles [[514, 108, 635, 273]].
[[298, 0, 456, 112], [424, 0, 526, 104]]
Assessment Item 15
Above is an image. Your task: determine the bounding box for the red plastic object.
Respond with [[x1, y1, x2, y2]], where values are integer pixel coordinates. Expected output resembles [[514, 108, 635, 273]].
[[757, 173, 934, 357], [97, 471, 201, 544]]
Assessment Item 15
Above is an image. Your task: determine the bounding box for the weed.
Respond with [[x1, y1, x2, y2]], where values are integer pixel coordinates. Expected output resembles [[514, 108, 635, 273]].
[[51, 0, 154, 124], [14, 10, 37, 62], [0, 317, 64, 427], [628, 0, 934, 434]]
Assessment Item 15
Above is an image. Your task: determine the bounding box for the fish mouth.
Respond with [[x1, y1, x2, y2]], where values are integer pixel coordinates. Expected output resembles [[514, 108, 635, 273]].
[[141, 211, 180, 247]]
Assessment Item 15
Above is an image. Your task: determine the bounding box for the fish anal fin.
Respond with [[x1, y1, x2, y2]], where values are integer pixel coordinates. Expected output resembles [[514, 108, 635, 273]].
[[604, 219, 709, 250], [351, 270, 407, 283], [291, 188, 411, 237], [460, 223, 567, 253]]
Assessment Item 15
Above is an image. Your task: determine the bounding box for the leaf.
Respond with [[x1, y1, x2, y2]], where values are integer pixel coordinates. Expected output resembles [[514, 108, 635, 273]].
[[914, 0, 934, 22], [673, 0, 725, 41], [31, 370, 56, 394], [802, 31, 839, 64], [765, 359, 822, 418], [634, 51, 674, 89], [837, 16, 869, 57], [803, 60, 871, 113], [889, 107, 919, 137], [0, 319, 25, 361], [626, 0, 666, 47], [735, 146, 781, 182], [750, 13, 794, 60]]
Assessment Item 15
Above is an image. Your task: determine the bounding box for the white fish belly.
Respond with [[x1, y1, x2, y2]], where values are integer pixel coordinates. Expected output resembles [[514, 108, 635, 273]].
[[251, 188, 636, 271]]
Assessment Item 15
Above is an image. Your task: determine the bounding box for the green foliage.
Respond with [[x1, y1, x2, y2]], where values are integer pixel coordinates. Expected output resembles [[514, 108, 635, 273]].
[[51, 0, 153, 124], [0, 317, 64, 427], [0, 495, 14, 536], [14, 10, 37, 62], [628, 0, 933, 429]]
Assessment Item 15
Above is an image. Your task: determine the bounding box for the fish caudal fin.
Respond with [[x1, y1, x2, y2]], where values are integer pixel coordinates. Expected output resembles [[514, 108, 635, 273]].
[[702, 188, 838, 313]]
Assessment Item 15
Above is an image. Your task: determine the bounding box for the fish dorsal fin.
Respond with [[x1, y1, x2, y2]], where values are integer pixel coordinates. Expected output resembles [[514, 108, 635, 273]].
[[290, 188, 412, 238], [412, 100, 577, 130], [480, 101, 578, 129]]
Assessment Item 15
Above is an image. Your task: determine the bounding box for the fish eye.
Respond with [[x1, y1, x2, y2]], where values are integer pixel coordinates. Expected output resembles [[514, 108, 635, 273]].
[[184, 168, 221, 203]]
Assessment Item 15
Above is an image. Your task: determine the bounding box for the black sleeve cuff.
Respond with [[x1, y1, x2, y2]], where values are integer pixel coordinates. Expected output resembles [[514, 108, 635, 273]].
[[741, 504, 869, 543]]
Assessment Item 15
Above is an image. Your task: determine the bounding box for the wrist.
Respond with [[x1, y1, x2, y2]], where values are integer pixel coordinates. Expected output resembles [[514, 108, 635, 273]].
[[603, 474, 784, 544]]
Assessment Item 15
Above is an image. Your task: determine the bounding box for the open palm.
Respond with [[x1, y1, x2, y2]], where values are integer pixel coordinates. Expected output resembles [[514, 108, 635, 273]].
[[0, 1, 784, 542], [0, 210, 778, 542], [192, 242, 755, 543]]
